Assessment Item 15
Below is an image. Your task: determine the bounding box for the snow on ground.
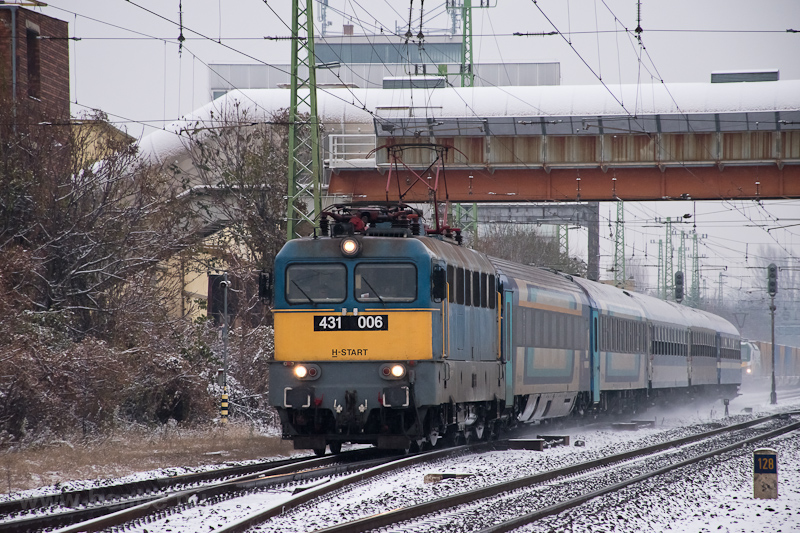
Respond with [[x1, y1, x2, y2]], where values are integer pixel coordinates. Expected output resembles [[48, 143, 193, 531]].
[[4, 381, 799, 533], [0, 455, 294, 506], [518, 431, 800, 533]]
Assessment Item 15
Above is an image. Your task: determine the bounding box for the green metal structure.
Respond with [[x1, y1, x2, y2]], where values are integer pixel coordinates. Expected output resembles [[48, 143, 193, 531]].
[[678, 230, 687, 298], [452, 202, 479, 244], [657, 239, 664, 299], [287, 0, 322, 240], [460, 0, 474, 87], [613, 200, 625, 287], [690, 231, 700, 306], [556, 224, 569, 257], [663, 218, 675, 300]]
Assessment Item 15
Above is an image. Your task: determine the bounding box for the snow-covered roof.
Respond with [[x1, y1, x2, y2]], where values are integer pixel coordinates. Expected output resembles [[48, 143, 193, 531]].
[[137, 80, 800, 168]]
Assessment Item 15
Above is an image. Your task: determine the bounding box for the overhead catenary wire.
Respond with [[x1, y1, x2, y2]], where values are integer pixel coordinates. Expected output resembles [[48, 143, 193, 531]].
[[33, 0, 800, 287]]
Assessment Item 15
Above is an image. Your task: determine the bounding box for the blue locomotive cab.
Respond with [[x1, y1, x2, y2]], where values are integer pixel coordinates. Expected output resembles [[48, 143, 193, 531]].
[[268, 206, 457, 452]]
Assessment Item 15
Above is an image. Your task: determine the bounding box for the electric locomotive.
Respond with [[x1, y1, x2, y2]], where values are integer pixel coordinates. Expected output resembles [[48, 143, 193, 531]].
[[269, 203, 502, 454], [268, 203, 742, 454]]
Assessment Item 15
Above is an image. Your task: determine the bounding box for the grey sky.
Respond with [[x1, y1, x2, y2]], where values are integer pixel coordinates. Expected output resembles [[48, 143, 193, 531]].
[[31, 0, 800, 300]]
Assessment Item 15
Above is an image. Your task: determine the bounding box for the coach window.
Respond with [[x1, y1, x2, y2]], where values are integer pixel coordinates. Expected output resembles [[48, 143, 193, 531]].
[[456, 267, 465, 305], [286, 263, 346, 304], [354, 263, 417, 303], [447, 265, 455, 303]]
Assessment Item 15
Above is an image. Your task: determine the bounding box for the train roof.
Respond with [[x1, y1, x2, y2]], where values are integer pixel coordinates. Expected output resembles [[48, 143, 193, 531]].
[[682, 306, 740, 336], [488, 257, 589, 307], [624, 291, 695, 328], [570, 277, 646, 320], [420, 237, 496, 273]]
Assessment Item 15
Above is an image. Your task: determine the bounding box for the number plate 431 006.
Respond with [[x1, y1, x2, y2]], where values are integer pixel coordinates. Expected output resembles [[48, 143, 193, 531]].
[[315, 315, 388, 331]]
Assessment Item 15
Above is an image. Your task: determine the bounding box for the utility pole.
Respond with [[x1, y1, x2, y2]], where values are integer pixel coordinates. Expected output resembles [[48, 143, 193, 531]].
[[656, 239, 664, 299], [445, 0, 487, 88], [287, 0, 322, 240], [613, 200, 625, 288], [678, 230, 686, 294], [445, 2, 491, 227], [664, 218, 674, 300], [452, 203, 478, 244], [460, 0, 474, 87], [557, 224, 569, 257], [690, 231, 701, 307], [317, 0, 329, 37]]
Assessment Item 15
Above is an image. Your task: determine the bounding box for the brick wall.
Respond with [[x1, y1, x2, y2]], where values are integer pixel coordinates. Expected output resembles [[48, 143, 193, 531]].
[[0, 7, 69, 119]]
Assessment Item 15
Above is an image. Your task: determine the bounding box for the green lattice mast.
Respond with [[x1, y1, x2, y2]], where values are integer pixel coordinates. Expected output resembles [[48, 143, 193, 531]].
[[286, 0, 322, 240], [664, 218, 674, 300], [613, 200, 625, 287], [690, 231, 700, 307], [557, 224, 569, 256], [460, 0, 474, 87], [657, 239, 664, 299], [678, 230, 687, 293]]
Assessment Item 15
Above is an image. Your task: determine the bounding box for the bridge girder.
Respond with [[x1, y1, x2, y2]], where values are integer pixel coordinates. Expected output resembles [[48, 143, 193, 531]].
[[328, 164, 800, 202]]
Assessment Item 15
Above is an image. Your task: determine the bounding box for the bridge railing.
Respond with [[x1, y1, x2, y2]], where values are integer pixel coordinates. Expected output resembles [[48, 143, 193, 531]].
[[328, 134, 377, 169]]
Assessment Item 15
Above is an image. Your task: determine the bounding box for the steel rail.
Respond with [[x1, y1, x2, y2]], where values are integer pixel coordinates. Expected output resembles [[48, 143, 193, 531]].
[[211, 441, 499, 533], [309, 413, 798, 533], [0, 451, 381, 533], [480, 419, 800, 533], [0, 452, 327, 517]]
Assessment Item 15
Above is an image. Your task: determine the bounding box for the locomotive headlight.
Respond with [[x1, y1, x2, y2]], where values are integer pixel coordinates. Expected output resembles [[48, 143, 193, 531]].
[[340, 238, 361, 257], [746, 368, 752, 374], [379, 363, 407, 380], [390, 364, 406, 378], [292, 364, 320, 380]]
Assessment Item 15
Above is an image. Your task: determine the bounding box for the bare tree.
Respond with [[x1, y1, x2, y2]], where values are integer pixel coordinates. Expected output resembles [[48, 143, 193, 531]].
[[1, 102, 195, 337], [174, 102, 293, 272], [0, 101, 219, 439], [473, 224, 588, 277], [168, 101, 298, 421]]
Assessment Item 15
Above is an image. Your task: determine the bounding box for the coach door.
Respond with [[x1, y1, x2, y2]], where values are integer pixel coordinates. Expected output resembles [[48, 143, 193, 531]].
[[502, 290, 514, 406], [590, 308, 601, 404]]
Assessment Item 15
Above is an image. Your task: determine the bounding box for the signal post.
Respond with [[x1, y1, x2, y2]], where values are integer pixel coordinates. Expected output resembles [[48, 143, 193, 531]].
[[767, 264, 778, 405]]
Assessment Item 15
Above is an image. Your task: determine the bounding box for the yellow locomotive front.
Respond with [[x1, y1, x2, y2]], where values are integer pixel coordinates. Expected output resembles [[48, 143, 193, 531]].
[[268, 206, 449, 453]]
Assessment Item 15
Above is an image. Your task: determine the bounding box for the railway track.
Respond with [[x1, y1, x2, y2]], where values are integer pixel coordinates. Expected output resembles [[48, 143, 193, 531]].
[[298, 412, 800, 533], [1, 443, 495, 533], [0, 450, 386, 533], [5, 412, 797, 532]]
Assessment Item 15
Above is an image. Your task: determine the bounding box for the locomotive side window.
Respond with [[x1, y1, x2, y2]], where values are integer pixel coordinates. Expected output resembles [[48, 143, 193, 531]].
[[465, 271, 472, 306], [480, 273, 488, 308], [456, 267, 465, 305], [286, 263, 346, 304], [354, 263, 417, 302], [488, 274, 496, 309], [473, 271, 481, 307], [447, 265, 455, 303]]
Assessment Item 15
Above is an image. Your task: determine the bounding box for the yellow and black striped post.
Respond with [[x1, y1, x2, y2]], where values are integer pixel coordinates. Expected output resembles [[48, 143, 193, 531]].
[[221, 386, 229, 424]]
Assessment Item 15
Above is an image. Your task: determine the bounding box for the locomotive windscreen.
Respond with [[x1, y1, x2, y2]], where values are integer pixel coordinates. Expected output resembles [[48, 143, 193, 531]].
[[354, 263, 417, 303], [286, 263, 346, 304]]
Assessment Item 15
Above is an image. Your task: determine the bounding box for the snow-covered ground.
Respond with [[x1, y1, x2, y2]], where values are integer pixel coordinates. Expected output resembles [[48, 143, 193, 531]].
[[6, 382, 800, 533]]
